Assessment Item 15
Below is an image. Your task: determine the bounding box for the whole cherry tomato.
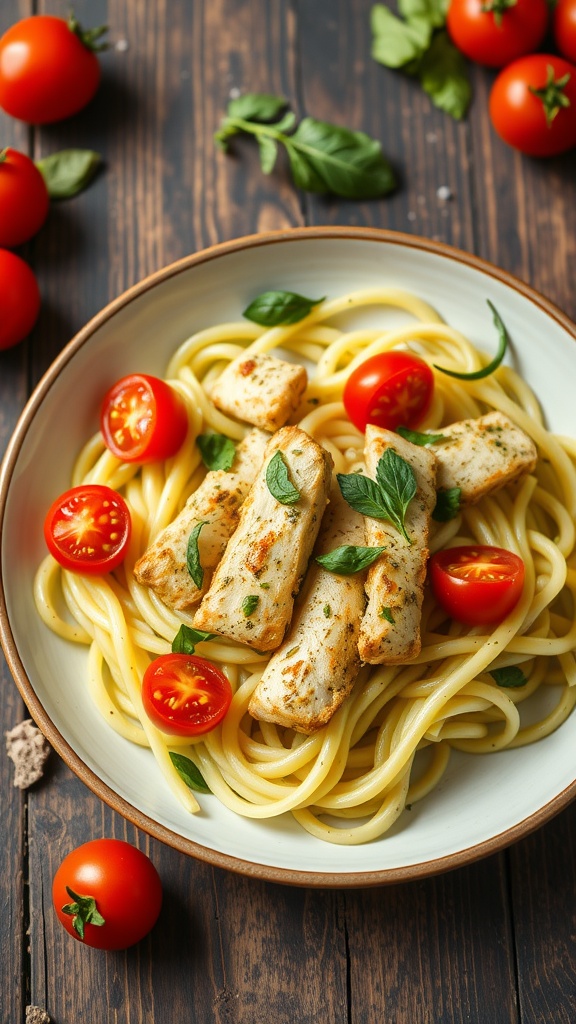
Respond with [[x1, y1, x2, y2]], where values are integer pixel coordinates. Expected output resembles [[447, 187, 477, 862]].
[[44, 484, 132, 575], [446, 0, 549, 68], [0, 148, 49, 248], [429, 545, 525, 626], [489, 55, 576, 157], [343, 351, 434, 433], [0, 248, 41, 350], [142, 654, 233, 736], [554, 0, 576, 64], [52, 839, 162, 950], [0, 14, 106, 124], [100, 374, 189, 463]]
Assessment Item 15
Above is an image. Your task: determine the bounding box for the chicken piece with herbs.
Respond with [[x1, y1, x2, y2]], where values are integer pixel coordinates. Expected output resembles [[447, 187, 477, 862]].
[[208, 351, 308, 432]]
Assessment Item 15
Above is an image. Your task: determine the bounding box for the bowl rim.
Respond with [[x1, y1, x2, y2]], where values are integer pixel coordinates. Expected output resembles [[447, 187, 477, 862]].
[[1, 224, 576, 887]]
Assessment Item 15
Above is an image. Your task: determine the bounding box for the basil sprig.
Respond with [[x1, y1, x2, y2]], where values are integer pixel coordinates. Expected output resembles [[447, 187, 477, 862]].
[[169, 751, 211, 793], [266, 450, 301, 505], [187, 521, 207, 589], [36, 149, 102, 198], [371, 3, 471, 121], [316, 544, 386, 576], [172, 624, 217, 655], [397, 426, 446, 446], [197, 433, 236, 471], [490, 666, 527, 689], [243, 290, 323, 326], [434, 301, 509, 380], [337, 450, 417, 543], [215, 93, 396, 199]]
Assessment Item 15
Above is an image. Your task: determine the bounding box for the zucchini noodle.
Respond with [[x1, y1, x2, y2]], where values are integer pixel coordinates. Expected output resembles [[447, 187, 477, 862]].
[[33, 288, 576, 845]]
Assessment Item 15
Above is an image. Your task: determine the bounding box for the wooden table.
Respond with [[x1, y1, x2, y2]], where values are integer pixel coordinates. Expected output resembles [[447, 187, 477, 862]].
[[2, 2, 576, 1021]]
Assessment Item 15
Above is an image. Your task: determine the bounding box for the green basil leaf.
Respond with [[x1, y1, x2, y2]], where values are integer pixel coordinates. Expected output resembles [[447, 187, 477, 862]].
[[169, 751, 211, 793], [398, 0, 449, 28], [375, 449, 417, 543], [432, 487, 461, 522], [227, 93, 289, 122], [243, 289, 324, 326], [197, 433, 236, 471], [266, 450, 301, 504], [316, 544, 386, 575], [172, 624, 217, 655], [257, 135, 279, 174], [371, 4, 432, 68], [417, 31, 471, 120], [434, 300, 509, 380], [242, 594, 260, 617], [336, 472, 393, 520], [286, 117, 396, 199], [490, 666, 528, 689], [379, 607, 395, 623], [397, 426, 446, 446], [36, 149, 102, 199], [187, 521, 207, 589]]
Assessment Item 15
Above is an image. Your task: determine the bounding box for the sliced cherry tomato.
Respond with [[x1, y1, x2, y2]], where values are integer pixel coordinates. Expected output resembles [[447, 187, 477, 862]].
[[0, 248, 41, 350], [44, 484, 131, 575], [489, 55, 576, 157], [343, 352, 434, 433], [100, 374, 189, 463], [52, 839, 162, 950], [0, 148, 49, 248], [142, 654, 233, 736], [429, 545, 525, 626], [0, 14, 103, 124], [446, 0, 549, 69], [554, 0, 576, 64]]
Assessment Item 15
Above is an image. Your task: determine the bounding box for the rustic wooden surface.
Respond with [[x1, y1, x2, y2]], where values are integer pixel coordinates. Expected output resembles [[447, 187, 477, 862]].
[[1, 2, 576, 1022]]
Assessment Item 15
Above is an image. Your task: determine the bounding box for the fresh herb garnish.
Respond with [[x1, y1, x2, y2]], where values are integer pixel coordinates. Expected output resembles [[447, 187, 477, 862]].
[[371, 3, 471, 121], [169, 751, 211, 793], [62, 886, 105, 940], [172, 624, 217, 655], [266, 450, 301, 505], [197, 433, 236, 471], [187, 521, 207, 589], [490, 666, 528, 689], [215, 93, 396, 199], [243, 290, 324, 326], [434, 301, 509, 380], [337, 449, 417, 544], [316, 544, 386, 575], [432, 487, 461, 522], [36, 149, 102, 199], [379, 607, 395, 624], [397, 425, 446, 446], [323, 604, 332, 618], [242, 594, 260, 617]]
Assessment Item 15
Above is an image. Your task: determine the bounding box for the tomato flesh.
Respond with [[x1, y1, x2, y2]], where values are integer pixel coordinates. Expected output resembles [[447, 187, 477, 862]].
[[44, 484, 131, 575], [343, 352, 434, 433], [142, 654, 233, 736], [429, 545, 525, 626], [0, 248, 41, 349], [101, 373, 188, 463], [0, 148, 49, 248]]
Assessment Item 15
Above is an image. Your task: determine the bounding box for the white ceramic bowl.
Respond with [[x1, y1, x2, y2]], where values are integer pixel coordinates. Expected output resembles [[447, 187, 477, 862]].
[[2, 227, 576, 886]]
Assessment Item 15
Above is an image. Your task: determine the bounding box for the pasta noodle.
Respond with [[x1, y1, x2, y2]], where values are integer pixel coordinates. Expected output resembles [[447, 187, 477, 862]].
[[34, 288, 576, 845]]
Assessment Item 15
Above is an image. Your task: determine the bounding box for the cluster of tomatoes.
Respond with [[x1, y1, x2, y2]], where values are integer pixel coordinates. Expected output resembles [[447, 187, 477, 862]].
[[447, 0, 576, 156], [0, 14, 104, 350]]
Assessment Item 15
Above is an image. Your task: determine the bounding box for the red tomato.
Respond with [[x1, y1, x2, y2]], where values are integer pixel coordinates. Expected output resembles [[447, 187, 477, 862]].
[[100, 374, 189, 463], [44, 484, 132, 575], [429, 545, 525, 626], [52, 839, 162, 950], [0, 148, 49, 247], [142, 654, 233, 736], [489, 55, 576, 157], [0, 248, 41, 350], [343, 352, 434, 433], [0, 14, 103, 124], [554, 0, 576, 64], [446, 0, 549, 68]]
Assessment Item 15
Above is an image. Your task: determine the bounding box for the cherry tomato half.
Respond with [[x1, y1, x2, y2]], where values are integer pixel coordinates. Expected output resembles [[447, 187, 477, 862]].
[[0, 15, 102, 124], [52, 839, 162, 950], [343, 352, 434, 433], [44, 484, 132, 575], [554, 0, 576, 64], [489, 54, 576, 157], [446, 0, 549, 69], [101, 374, 189, 463], [142, 654, 233, 736], [0, 248, 41, 350], [0, 148, 49, 248], [429, 545, 525, 626]]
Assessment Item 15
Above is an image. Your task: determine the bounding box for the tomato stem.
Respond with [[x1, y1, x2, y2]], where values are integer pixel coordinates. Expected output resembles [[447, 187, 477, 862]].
[[529, 66, 572, 127], [67, 13, 109, 52], [480, 0, 517, 27], [61, 885, 105, 941]]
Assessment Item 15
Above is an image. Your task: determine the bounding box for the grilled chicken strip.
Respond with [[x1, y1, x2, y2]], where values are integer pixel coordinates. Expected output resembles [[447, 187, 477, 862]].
[[133, 429, 269, 614], [358, 425, 437, 665], [248, 485, 366, 734], [433, 410, 538, 505], [209, 351, 308, 432], [193, 426, 333, 651]]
